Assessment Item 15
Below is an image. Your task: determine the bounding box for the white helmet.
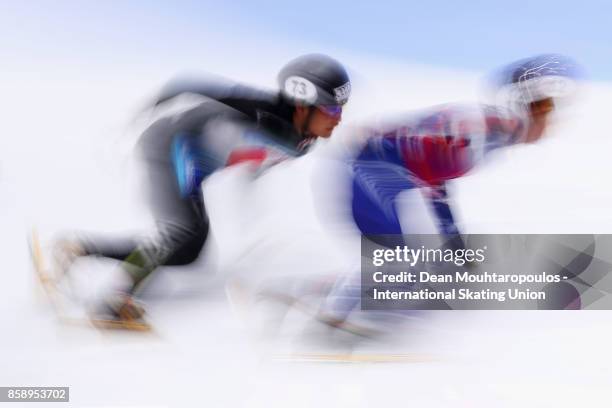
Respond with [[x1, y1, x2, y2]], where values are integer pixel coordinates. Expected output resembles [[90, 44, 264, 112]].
[[492, 54, 581, 109]]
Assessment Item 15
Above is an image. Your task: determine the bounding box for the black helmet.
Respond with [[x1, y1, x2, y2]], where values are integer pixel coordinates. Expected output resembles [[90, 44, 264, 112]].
[[277, 53, 351, 106]]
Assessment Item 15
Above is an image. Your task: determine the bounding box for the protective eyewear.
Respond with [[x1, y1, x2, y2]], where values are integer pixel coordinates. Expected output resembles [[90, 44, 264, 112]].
[[317, 105, 343, 118]]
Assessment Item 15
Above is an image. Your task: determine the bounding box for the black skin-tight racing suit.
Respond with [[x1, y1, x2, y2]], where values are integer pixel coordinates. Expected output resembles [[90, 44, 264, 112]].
[[78, 80, 311, 296]]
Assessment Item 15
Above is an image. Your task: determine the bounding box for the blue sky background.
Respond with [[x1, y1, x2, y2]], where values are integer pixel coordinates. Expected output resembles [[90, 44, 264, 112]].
[[221, 0, 609, 79], [1, 0, 610, 80]]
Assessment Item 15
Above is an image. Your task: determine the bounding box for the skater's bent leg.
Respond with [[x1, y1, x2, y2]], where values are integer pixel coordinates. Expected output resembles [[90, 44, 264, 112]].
[[119, 149, 211, 295], [78, 234, 140, 261], [351, 176, 406, 248], [122, 221, 209, 295]]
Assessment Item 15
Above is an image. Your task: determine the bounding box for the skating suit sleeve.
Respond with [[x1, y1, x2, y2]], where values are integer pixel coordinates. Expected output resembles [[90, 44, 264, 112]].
[[378, 104, 525, 185], [361, 104, 526, 236]]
